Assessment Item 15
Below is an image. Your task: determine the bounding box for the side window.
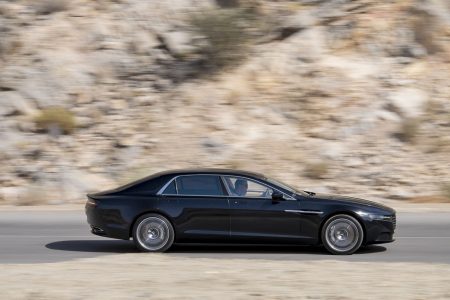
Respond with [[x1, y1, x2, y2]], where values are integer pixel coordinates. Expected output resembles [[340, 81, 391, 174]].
[[223, 176, 273, 198], [162, 180, 177, 195], [176, 175, 225, 196]]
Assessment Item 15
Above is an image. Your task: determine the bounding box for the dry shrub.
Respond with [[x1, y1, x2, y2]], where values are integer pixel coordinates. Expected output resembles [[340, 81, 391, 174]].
[[33, 0, 69, 15], [412, 10, 440, 54], [189, 9, 254, 72], [305, 162, 329, 179], [397, 118, 420, 143], [222, 159, 246, 170], [34, 107, 76, 135], [442, 183, 450, 202]]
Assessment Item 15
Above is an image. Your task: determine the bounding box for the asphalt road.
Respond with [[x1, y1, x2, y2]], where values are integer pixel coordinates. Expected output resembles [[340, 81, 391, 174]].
[[0, 210, 449, 264]]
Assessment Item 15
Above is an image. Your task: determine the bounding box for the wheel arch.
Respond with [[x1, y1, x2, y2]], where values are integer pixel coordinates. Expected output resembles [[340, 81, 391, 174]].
[[318, 211, 367, 245]]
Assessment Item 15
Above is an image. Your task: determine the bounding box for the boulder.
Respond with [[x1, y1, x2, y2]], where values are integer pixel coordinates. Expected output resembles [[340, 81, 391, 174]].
[[161, 31, 195, 56], [386, 88, 428, 118], [0, 91, 37, 116], [129, 31, 160, 55]]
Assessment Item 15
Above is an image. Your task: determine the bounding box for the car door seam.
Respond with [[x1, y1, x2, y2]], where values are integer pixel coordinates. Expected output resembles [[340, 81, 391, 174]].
[[284, 209, 324, 215]]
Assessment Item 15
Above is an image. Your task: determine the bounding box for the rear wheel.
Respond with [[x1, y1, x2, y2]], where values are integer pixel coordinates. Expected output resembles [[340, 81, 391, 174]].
[[132, 213, 174, 252], [321, 214, 364, 255]]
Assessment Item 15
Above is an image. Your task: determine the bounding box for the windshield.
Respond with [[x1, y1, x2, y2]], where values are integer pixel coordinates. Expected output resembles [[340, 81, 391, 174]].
[[265, 177, 302, 195]]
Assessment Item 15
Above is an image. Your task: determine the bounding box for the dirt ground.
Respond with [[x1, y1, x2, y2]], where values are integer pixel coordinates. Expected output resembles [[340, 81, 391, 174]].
[[1, 254, 450, 300]]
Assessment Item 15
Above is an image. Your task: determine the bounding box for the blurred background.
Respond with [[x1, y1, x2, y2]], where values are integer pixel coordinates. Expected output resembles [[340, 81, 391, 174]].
[[0, 0, 449, 205]]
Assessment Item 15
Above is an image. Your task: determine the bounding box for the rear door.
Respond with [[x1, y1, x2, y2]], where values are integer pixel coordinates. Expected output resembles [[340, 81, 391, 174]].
[[159, 174, 230, 242], [224, 176, 307, 243]]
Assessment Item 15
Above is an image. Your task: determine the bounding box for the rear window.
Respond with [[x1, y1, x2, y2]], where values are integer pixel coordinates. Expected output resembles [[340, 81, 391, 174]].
[[120, 175, 167, 195], [175, 175, 225, 196]]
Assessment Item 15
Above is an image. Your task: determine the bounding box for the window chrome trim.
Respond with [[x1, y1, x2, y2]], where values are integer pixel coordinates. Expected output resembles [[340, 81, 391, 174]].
[[157, 173, 296, 200], [220, 175, 233, 196], [157, 176, 177, 195], [221, 175, 296, 201], [157, 174, 227, 197]]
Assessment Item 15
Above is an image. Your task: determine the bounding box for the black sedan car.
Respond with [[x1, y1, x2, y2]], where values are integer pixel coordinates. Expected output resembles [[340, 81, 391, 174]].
[[86, 169, 396, 255]]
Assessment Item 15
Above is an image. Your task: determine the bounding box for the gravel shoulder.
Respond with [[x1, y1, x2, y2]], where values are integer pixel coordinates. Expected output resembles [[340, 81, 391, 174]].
[[1, 254, 449, 300]]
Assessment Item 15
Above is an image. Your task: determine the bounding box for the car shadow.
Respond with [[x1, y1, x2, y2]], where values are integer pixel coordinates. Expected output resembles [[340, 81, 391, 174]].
[[168, 244, 386, 256], [45, 240, 138, 253], [45, 240, 386, 256]]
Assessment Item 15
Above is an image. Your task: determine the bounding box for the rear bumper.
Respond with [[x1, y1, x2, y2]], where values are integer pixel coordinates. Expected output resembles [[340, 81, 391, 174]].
[[90, 224, 107, 236], [85, 202, 130, 240]]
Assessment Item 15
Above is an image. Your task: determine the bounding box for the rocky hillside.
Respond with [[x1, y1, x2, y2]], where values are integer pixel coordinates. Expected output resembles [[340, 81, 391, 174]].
[[1, 0, 450, 204]]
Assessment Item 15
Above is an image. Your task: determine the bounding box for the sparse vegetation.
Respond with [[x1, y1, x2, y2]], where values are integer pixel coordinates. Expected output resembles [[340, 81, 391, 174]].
[[222, 159, 245, 170], [442, 183, 450, 202], [189, 9, 255, 72], [34, 107, 76, 135], [397, 118, 420, 143], [33, 0, 69, 15], [426, 136, 450, 153], [0, 36, 23, 56], [16, 186, 49, 206], [305, 162, 329, 179], [412, 10, 439, 54]]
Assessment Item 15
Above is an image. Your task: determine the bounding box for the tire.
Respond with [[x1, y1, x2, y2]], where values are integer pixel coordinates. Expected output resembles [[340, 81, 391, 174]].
[[321, 214, 364, 255], [132, 213, 175, 252]]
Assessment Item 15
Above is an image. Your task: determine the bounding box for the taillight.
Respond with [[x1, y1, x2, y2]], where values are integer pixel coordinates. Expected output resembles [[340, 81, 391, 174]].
[[86, 198, 97, 206]]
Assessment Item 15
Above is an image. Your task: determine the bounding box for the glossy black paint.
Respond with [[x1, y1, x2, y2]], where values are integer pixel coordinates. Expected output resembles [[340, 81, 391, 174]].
[[85, 169, 396, 246]]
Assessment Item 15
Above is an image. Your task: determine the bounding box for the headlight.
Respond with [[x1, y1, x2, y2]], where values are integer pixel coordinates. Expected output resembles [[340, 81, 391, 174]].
[[356, 211, 392, 221]]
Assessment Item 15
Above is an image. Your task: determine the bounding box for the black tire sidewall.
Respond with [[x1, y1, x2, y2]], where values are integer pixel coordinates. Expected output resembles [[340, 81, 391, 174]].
[[321, 214, 364, 255], [132, 213, 175, 252]]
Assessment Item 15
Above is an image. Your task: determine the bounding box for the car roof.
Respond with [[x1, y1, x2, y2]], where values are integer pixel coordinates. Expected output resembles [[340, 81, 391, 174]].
[[154, 168, 266, 179]]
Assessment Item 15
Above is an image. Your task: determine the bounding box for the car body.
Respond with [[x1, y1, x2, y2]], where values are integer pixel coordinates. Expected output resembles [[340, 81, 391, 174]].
[[85, 169, 396, 255]]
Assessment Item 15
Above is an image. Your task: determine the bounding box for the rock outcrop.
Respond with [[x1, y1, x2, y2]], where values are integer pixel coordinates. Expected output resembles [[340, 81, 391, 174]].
[[1, 0, 449, 204]]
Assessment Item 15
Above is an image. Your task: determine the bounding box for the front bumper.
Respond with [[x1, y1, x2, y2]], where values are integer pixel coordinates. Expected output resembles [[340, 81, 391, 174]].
[[365, 218, 396, 245], [365, 214, 397, 244]]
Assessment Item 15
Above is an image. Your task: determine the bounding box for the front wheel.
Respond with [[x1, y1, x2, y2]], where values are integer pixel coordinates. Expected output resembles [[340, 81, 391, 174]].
[[321, 214, 364, 255], [132, 213, 174, 252]]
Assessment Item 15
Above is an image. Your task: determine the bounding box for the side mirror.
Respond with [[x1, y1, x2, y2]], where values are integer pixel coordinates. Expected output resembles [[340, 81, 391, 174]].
[[272, 191, 284, 202]]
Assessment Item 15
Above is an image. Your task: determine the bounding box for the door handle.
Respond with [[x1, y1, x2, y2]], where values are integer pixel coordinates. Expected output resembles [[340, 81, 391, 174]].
[[232, 200, 247, 205]]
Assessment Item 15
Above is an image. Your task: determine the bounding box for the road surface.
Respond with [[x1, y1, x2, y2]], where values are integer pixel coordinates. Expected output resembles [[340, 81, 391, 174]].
[[0, 210, 449, 264]]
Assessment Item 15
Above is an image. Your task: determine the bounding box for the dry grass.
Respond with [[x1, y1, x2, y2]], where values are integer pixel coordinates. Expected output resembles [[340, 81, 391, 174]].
[[408, 195, 450, 203]]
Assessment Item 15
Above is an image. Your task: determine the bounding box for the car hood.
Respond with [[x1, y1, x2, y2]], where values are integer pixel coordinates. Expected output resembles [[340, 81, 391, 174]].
[[305, 192, 395, 212]]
